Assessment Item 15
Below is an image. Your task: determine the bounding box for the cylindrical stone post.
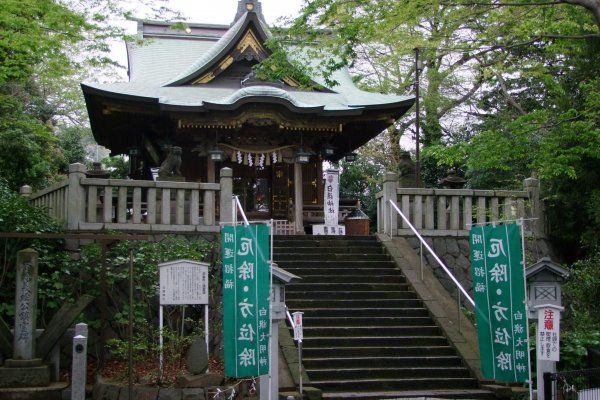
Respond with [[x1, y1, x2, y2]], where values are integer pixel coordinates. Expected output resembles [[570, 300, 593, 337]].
[[71, 335, 87, 400], [67, 163, 87, 231], [382, 172, 399, 236], [75, 323, 88, 338], [524, 177, 544, 237], [13, 249, 39, 360], [219, 167, 233, 225], [19, 185, 32, 198]]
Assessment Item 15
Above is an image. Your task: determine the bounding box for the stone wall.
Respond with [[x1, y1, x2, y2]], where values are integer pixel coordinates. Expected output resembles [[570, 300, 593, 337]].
[[405, 236, 558, 308]]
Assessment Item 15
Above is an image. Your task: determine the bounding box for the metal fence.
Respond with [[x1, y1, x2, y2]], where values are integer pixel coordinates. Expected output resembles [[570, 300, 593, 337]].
[[544, 368, 600, 400]]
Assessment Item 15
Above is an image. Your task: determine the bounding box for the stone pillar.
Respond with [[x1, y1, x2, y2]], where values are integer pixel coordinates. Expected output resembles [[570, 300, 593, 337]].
[[13, 249, 39, 360], [0, 249, 50, 389], [67, 163, 87, 231], [382, 172, 398, 236], [19, 185, 32, 198], [294, 163, 304, 234], [524, 177, 544, 237], [70, 335, 87, 400], [219, 168, 233, 225]]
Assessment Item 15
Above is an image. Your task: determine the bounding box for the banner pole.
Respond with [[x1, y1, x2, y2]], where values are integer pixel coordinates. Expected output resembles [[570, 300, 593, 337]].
[[269, 219, 274, 400], [520, 218, 534, 400]]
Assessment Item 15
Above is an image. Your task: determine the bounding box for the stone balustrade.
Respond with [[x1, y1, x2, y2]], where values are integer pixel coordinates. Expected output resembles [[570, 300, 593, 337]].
[[377, 173, 544, 237], [26, 164, 235, 233]]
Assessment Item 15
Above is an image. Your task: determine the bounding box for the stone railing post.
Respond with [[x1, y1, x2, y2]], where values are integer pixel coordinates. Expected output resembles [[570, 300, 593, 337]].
[[71, 333, 87, 400], [524, 177, 544, 237], [67, 163, 86, 231], [219, 167, 233, 225], [19, 185, 32, 198], [382, 172, 398, 236]]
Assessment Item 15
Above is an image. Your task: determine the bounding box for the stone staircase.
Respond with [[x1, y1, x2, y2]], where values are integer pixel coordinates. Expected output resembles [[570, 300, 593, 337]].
[[275, 235, 495, 400]]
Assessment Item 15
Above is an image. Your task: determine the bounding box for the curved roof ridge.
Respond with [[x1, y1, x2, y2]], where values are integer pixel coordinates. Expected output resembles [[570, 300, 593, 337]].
[[166, 11, 271, 87], [208, 85, 312, 108]]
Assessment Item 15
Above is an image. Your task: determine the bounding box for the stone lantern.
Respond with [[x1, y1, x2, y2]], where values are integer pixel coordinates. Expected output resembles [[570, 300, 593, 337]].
[[525, 257, 569, 319], [260, 263, 300, 400]]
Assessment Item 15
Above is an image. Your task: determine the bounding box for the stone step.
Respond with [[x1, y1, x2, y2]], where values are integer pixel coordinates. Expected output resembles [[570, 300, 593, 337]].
[[286, 298, 424, 308], [287, 282, 411, 291], [301, 316, 433, 327], [283, 268, 401, 277], [274, 235, 378, 242], [299, 326, 440, 337], [288, 291, 418, 300], [288, 275, 407, 284], [307, 366, 471, 380], [276, 261, 397, 269], [321, 389, 497, 400], [288, 307, 430, 318], [302, 345, 457, 358], [275, 253, 391, 261], [274, 246, 385, 254], [302, 336, 449, 347], [312, 377, 479, 392], [304, 356, 464, 369], [274, 240, 380, 248]]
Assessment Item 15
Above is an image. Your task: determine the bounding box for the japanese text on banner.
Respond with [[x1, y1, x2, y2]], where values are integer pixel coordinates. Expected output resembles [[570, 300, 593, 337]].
[[470, 224, 530, 383], [221, 224, 271, 378]]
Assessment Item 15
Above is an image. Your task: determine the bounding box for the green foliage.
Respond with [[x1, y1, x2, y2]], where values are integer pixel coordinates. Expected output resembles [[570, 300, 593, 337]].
[[559, 248, 600, 369], [100, 155, 130, 179], [0, 179, 63, 320]]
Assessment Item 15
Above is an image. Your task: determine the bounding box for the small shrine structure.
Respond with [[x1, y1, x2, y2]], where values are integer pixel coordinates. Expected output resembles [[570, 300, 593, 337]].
[[81, 0, 414, 231]]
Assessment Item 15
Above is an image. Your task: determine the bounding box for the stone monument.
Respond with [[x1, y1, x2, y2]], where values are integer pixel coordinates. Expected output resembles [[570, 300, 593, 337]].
[[0, 249, 51, 388]]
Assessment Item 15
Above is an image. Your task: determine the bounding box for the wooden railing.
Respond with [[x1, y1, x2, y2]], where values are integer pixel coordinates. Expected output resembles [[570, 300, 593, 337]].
[[377, 172, 544, 237], [25, 163, 236, 233]]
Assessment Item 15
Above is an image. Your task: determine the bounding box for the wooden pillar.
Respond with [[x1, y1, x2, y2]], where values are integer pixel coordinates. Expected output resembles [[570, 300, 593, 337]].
[[207, 158, 216, 183], [294, 163, 304, 233]]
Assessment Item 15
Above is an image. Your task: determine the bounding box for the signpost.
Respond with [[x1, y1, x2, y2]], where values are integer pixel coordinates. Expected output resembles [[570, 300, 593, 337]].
[[469, 223, 531, 383], [313, 169, 345, 236], [221, 224, 271, 378], [537, 305, 561, 362], [158, 260, 210, 375]]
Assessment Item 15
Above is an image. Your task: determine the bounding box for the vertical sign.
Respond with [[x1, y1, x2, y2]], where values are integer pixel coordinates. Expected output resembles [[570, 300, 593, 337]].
[[324, 170, 339, 227], [292, 312, 304, 341], [470, 223, 530, 382], [222, 224, 271, 378], [537, 307, 560, 361]]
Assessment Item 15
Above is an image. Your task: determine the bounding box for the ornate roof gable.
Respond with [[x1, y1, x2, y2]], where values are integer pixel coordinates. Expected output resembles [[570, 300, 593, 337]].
[[167, 8, 273, 87]]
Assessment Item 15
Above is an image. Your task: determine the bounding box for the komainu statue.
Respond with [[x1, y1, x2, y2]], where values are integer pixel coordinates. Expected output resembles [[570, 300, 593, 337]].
[[158, 145, 182, 179]]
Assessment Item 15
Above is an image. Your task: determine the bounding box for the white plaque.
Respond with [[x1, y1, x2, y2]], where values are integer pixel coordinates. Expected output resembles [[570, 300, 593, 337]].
[[537, 306, 560, 361], [312, 224, 346, 236], [324, 170, 340, 227], [159, 260, 209, 305], [292, 311, 303, 341]]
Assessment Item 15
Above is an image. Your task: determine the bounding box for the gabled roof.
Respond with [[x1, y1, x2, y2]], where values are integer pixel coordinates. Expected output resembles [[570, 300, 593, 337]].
[[82, 7, 413, 115], [526, 257, 569, 280]]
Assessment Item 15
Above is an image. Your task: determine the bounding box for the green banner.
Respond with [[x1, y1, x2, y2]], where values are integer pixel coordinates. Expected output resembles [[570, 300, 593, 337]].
[[470, 223, 530, 383], [221, 224, 271, 378]]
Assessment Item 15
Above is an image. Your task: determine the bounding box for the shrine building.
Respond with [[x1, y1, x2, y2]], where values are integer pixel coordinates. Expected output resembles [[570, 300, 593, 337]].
[[81, 0, 414, 232]]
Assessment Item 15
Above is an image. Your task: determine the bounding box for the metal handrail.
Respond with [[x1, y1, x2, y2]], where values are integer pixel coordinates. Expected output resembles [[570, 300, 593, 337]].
[[389, 200, 475, 307], [234, 195, 249, 226]]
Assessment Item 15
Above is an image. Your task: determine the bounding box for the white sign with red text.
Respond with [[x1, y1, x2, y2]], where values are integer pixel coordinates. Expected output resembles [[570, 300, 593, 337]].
[[537, 306, 560, 362], [292, 311, 304, 341]]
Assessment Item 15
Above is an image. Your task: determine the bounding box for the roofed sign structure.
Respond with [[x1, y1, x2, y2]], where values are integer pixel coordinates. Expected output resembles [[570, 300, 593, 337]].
[[81, 0, 414, 232]]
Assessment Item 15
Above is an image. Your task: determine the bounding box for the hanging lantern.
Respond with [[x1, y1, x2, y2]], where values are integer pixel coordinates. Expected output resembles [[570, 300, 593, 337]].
[[295, 149, 311, 164], [209, 148, 225, 162], [321, 143, 335, 158], [345, 152, 358, 162]]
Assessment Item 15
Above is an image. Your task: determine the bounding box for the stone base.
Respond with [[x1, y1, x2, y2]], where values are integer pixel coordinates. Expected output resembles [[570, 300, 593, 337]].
[[175, 373, 224, 388], [4, 358, 43, 368], [0, 363, 51, 388], [157, 176, 185, 182], [0, 381, 66, 400]]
